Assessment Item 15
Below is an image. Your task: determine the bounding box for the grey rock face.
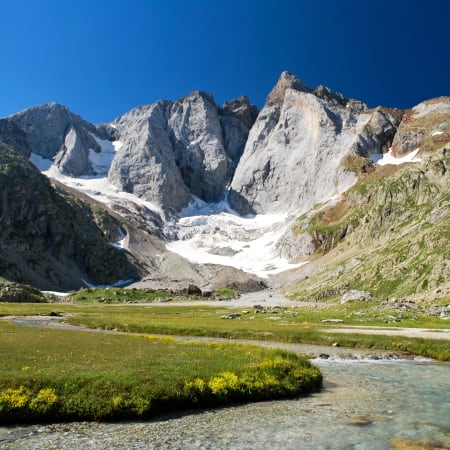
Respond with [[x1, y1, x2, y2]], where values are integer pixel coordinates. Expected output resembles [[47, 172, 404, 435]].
[[0, 119, 31, 157], [221, 96, 259, 170], [109, 92, 258, 212], [275, 228, 315, 260], [229, 73, 402, 215], [5, 103, 108, 176], [392, 97, 450, 156], [109, 102, 191, 212]]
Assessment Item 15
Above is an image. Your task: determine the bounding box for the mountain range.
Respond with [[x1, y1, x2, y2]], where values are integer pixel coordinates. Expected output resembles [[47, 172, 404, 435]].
[[0, 71, 448, 302]]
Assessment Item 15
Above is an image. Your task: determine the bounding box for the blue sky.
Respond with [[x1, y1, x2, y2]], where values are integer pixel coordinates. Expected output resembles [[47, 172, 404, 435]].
[[1, 0, 449, 123]]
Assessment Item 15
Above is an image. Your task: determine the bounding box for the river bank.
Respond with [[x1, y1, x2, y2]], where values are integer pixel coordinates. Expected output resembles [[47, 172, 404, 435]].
[[1, 348, 449, 450]]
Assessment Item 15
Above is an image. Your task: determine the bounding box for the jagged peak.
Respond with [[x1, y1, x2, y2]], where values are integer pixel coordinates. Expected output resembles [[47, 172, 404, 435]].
[[223, 95, 251, 109], [266, 71, 312, 106], [183, 90, 217, 105], [313, 85, 348, 107]]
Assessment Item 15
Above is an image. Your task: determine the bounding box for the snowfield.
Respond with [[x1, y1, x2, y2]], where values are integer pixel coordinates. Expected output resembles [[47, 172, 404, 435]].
[[29, 139, 427, 280], [165, 198, 305, 278], [29, 154, 304, 278]]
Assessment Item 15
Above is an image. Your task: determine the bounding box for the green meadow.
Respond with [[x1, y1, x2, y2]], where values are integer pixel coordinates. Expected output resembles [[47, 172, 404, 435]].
[[1, 289, 449, 424], [0, 316, 321, 424]]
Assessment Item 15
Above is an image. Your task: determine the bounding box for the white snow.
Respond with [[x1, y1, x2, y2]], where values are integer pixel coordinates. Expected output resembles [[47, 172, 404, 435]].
[[88, 134, 123, 176], [29, 153, 162, 214], [371, 148, 422, 166], [110, 227, 127, 250], [42, 291, 71, 297], [29, 153, 53, 171], [29, 156, 307, 278], [431, 130, 444, 136], [165, 197, 306, 278]]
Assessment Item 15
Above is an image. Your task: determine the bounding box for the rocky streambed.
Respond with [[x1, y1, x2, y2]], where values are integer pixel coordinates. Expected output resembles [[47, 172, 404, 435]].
[[1, 341, 449, 450]]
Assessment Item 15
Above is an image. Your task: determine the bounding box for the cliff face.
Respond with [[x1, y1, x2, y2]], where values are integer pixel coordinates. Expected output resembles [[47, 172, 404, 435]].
[[4, 103, 118, 177], [228, 72, 402, 215], [108, 93, 257, 212], [392, 97, 450, 156], [0, 143, 138, 290]]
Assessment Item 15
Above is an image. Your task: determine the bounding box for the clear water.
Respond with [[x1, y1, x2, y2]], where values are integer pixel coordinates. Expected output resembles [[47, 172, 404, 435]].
[[1, 352, 449, 449]]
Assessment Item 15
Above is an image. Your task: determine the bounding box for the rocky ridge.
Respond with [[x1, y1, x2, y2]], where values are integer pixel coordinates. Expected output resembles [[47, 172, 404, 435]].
[[228, 72, 402, 215], [109, 92, 257, 212]]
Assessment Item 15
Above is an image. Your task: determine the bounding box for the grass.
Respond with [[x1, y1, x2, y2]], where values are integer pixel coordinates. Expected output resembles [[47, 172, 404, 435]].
[[67, 287, 173, 304], [1, 300, 449, 360], [0, 319, 322, 424]]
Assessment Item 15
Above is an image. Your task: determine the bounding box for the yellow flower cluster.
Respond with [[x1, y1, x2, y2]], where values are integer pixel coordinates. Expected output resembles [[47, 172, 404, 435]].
[[208, 371, 239, 395], [182, 356, 319, 404], [0, 386, 58, 414]]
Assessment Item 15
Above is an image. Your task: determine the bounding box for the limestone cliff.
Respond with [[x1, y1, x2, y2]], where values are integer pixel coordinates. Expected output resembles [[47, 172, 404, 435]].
[[229, 72, 401, 215], [108, 92, 258, 212], [4, 103, 114, 177]]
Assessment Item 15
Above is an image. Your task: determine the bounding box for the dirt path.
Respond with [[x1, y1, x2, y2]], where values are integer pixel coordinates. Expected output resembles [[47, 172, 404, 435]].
[[323, 325, 450, 341]]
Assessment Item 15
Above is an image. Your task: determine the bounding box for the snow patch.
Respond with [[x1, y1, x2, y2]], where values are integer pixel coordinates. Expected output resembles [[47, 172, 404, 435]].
[[89, 134, 123, 176], [371, 148, 422, 166], [431, 130, 444, 136], [110, 227, 127, 250], [42, 291, 71, 297], [165, 198, 305, 278], [29, 153, 53, 171], [30, 156, 308, 278], [30, 154, 162, 214]]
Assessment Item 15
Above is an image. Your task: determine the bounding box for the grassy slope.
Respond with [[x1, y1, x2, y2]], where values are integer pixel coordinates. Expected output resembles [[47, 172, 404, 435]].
[[288, 149, 450, 302]]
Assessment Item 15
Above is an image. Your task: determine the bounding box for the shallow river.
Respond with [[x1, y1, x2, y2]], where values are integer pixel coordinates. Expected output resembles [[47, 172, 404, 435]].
[[1, 343, 449, 450]]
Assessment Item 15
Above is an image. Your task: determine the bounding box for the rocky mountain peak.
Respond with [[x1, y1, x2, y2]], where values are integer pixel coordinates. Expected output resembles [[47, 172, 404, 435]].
[[183, 90, 217, 106], [313, 85, 348, 107], [222, 96, 259, 130], [3, 102, 105, 177], [229, 71, 403, 215], [266, 71, 312, 106]]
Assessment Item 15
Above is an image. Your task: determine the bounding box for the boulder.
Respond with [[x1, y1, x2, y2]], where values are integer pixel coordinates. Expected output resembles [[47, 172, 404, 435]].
[[341, 290, 372, 304]]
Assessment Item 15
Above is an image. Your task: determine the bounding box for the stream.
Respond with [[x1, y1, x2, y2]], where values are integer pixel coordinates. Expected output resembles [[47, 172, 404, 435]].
[[1, 339, 449, 450]]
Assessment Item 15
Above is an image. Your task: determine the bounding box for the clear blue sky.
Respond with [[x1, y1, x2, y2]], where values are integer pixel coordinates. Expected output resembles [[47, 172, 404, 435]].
[[1, 0, 449, 123]]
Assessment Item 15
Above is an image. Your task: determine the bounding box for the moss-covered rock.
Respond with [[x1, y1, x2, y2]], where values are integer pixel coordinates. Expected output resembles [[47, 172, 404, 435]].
[[0, 282, 47, 303]]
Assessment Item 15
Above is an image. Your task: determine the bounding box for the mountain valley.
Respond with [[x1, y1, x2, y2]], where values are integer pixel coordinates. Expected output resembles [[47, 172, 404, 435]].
[[0, 71, 449, 306]]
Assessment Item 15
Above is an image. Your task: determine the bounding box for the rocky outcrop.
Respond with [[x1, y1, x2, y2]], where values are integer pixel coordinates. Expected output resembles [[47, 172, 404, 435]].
[[0, 143, 139, 290], [392, 97, 450, 156], [287, 145, 450, 301], [0, 119, 31, 157], [229, 73, 401, 215], [109, 92, 258, 212], [4, 103, 111, 176]]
